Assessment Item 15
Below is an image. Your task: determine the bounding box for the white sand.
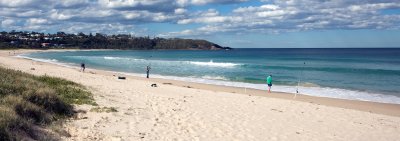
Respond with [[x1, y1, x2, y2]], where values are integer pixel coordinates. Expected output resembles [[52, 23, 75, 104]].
[[1, 50, 400, 141]]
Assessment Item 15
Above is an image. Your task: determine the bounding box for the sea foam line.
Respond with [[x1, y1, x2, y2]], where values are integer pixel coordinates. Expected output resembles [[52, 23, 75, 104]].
[[101, 57, 241, 68], [16, 54, 79, 69], [189, 60, 241, 68], [121, 72, 400, 104], [103, 56, 123, 60]]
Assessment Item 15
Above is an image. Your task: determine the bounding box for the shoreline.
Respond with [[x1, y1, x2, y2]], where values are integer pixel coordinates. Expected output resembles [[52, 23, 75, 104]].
[[2, 49, 400, 140], [18, 50, 400, 104], [3, 49, 400, 117], [17, 49, 400, 104]]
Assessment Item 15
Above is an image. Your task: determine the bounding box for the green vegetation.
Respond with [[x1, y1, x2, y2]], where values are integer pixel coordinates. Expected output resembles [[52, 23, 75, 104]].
[[0, 31, 232, 50], [90, 107, 118, 113], [0, 67, 96, 140]]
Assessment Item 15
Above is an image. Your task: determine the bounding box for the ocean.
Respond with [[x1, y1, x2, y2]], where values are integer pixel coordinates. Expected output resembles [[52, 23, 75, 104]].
[[20, 48, 400, 104]]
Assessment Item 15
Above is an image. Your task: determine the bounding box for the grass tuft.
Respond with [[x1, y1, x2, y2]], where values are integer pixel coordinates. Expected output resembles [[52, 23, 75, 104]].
[[24, 88, 74, 116], [37, 75, 97, 106], [3, 96, 51, 125], [0, 67, 96, 140], [0, 106, 37, 140], [90, 107, 118, 113]]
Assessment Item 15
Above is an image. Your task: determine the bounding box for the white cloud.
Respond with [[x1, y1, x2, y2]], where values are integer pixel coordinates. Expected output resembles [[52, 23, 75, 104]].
[[1, 19, 15, 27], [234, 4, 280, 13], [50, 10, 74, 20], [123, 12, 141, 20], [174, 8, 187, 14], [176, 0, 189, 7], [60, 23, 136, 34], [16, 10, 42, 17], [163, 29, 194, 36], [27, 18, 49, 25], [165, 0, 400, 37], [190, 0, 248, 5], [55, 0, 90, 8], [0, 0, 399, 36], [179, 16, 242, 24], [0, 0, 39, 7], [177, 9, 243, 24]]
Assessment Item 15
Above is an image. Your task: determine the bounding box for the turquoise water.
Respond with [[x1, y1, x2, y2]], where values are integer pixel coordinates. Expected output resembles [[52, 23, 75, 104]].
[[21, 48, 400, 104]]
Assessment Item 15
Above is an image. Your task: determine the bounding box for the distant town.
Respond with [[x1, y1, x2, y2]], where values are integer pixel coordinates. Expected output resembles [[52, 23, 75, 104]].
[[0, 31, 231, 50]]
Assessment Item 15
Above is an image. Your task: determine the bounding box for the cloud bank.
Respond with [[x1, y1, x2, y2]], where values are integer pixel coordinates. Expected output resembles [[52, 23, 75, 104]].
[[0, 0, 399, 36]]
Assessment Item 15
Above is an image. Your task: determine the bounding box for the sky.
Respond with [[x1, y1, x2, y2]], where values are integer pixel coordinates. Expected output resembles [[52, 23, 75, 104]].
[[1, 0, 400, 48]]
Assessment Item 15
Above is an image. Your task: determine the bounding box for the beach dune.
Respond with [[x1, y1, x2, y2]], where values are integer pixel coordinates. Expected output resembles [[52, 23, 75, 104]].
[[1, 50, 400, 141]]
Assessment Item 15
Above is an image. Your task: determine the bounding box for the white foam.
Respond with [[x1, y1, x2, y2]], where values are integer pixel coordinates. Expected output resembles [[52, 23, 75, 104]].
[[18, 54, 400, 105], [151, 75, 400, 104], [201, 75, 229, 81], [104, 56, 122, 60], [189, 60, 241, 68], [74, 56, 240, 68], [17, 55, 58, 63], [103, 56, 147, 61], [16, 55, 79, 69]]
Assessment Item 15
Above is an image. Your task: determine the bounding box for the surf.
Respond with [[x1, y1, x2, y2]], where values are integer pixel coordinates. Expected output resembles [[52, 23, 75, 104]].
[[189, 60, 241, 68]]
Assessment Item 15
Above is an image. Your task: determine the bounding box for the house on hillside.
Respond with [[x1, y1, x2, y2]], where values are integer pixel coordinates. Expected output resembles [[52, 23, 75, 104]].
[[41, 43, 51, 47]]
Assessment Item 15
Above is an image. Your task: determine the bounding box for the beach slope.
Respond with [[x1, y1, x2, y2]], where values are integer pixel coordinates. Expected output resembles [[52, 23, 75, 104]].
[[1, 50, 400, 141]]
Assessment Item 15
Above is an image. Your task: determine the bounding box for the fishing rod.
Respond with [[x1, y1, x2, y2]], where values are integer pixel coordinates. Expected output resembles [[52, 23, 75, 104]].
[[148, 55, 152, 67], [147, 48, 156, 78], [295, 61, 306, 98]]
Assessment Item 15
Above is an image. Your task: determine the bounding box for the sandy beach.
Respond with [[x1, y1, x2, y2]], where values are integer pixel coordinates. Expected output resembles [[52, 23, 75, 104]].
[[1, 49, 400, 141]]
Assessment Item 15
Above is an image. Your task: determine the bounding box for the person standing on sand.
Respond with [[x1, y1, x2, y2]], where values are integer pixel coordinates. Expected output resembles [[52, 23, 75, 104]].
[[81, 63, 85, 72], [146, 66, 151, 78], [267, 75, 272, 93]]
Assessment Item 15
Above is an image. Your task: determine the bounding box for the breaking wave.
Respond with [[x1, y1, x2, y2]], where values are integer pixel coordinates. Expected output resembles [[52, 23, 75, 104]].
[[189, 60, 241, 68]]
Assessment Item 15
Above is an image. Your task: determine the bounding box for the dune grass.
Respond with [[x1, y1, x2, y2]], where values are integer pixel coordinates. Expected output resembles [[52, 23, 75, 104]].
[[90, 106, 118, 113], [0, 67, 96, 140]]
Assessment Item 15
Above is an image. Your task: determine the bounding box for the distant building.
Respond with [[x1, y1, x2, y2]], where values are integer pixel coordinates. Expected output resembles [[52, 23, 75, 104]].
[[19, 37, 29, 40], [41, 43, 51, 47]]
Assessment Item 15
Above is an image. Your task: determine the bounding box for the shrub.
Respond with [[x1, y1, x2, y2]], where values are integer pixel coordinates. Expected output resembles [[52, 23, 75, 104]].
[[0, 66, 96, 140], [24, 88, 74, 116], [3, 96, 51, 125], [0, 106, 37, 141], [36, 75, 96, 106]]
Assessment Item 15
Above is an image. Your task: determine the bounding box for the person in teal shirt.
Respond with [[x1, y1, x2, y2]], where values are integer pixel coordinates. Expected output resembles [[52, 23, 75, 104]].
[[267, 75, 272, 93]]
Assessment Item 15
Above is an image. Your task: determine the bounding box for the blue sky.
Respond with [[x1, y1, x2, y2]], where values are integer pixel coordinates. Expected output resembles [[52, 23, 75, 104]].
[[1, 0, 400, 48]]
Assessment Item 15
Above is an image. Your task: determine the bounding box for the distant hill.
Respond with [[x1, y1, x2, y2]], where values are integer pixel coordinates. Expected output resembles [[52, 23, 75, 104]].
[[0, 31, 232, 50]]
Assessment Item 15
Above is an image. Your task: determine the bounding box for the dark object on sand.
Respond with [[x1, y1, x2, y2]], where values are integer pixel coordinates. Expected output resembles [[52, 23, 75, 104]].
[[151, 84, 157, 87], [30, 68, 35, 70], [163, 83, 172, 85], [118, 76, 126, 80]]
